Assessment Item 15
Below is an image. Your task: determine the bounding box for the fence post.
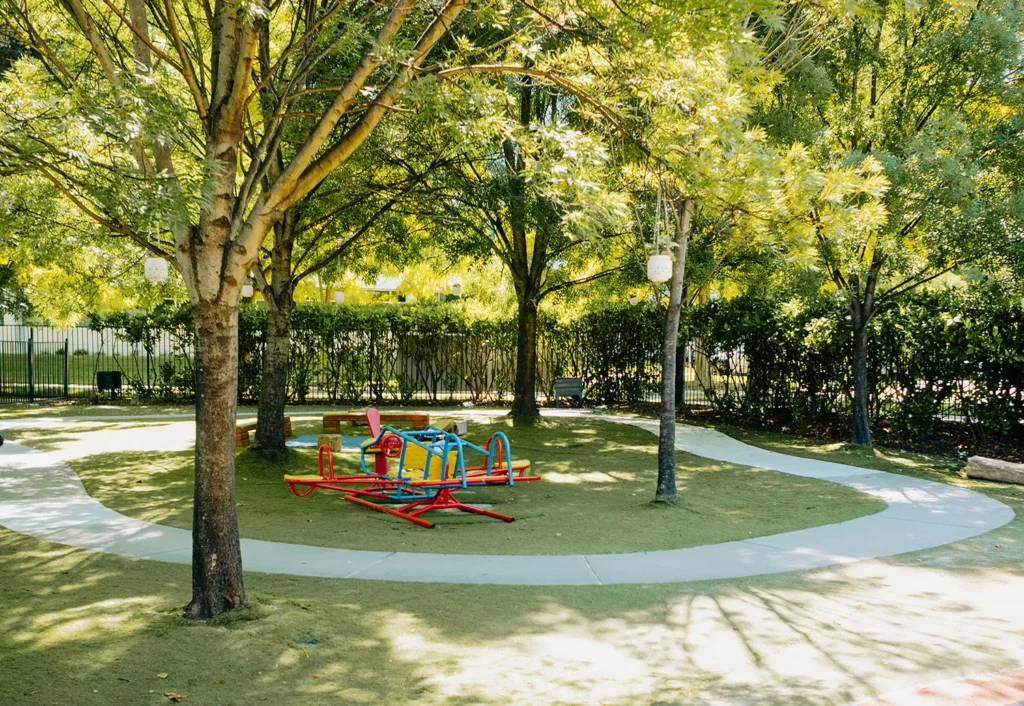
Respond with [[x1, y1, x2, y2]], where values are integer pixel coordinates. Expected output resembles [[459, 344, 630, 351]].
[[27, 329, 34, 403], [369, 329, 377, 401], [64, 336, 70, 398], [675, 343, 686, 407]]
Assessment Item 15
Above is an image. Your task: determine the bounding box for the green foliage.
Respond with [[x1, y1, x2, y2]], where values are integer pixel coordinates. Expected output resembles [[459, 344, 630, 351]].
[[687, 287, 1024, 440], [85, 304, 195, 400], [757, 0, 1024, 305], [52, 281, 1024, 441], [550, 306, 664, 405]]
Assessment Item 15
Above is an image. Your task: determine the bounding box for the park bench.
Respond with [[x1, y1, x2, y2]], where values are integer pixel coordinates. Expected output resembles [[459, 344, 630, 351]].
[[552, 377, 585, 408], [236, 417, 292, 447], [322, 411, 429, 433]]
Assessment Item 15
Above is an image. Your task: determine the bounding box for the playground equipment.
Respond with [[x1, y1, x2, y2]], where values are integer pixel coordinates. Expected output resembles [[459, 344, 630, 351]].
[[346, 424, 540, 527], [284, 408, 540, 528], [284, 409, 415, 499]]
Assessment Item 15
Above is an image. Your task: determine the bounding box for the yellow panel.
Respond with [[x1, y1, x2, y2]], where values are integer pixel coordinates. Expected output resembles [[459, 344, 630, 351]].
[[403, 443, 458, 481]]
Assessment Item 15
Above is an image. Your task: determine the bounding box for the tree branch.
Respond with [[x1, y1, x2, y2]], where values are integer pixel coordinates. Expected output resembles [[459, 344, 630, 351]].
[[540, 266, 625, 298]]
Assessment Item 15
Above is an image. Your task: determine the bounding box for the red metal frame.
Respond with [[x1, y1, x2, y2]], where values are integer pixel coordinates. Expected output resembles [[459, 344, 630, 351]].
[[398, 487, 515, 523], [344, 494, 436, 528], [285, 444, 418, 500], [342, 485, 515, 528]]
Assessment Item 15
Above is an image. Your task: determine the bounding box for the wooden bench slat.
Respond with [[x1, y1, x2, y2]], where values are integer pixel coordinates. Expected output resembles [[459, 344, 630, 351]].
[[322, 411, 429, 431]]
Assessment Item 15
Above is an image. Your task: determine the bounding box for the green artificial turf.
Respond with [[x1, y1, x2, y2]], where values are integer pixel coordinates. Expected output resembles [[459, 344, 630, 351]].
[[3, 416, 1024, 705], [8, 416, 887, 555]]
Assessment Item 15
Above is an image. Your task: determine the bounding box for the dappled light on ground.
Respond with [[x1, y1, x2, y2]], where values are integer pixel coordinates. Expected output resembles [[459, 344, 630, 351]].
[[2, 412, 1024, 704], [6, 518, 1024, 705]]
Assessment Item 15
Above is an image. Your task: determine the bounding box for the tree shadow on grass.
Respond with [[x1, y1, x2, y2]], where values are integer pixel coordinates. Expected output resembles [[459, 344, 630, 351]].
[[6, 415, 1024, 704], [4, 511, 1024, 706]]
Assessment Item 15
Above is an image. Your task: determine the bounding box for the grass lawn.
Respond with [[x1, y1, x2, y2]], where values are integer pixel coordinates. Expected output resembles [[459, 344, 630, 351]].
[[2, 415, 1024, 705], [0, 402, 514, 419], [4, 416, 885, 555]]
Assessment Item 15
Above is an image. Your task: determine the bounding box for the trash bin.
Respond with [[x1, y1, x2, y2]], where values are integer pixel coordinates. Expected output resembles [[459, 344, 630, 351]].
[[96, 371, 122, 398]]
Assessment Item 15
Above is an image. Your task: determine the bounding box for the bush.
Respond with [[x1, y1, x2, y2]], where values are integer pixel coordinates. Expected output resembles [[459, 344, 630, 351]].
[[82, 287, 1024, 441]]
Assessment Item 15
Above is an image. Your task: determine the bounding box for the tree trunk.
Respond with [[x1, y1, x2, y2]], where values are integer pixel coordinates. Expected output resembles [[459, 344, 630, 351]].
[[656, 199, 694, 502], [185, 300, 246, 620], [850, 308, 872, 447], [962, 456, 1024, 484], [253, 213, 296, 452], [254, 296, 293, 452], [511, 294, 540, 418]]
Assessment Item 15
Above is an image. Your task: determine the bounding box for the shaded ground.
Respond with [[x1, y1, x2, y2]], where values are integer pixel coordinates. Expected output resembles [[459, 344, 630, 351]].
[[1, 417, 883, 555], [2, 411, 1024, 705]]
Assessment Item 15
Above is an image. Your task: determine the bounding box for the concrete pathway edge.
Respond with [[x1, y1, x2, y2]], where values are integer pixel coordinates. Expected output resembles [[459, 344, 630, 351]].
[[0, 410, 1014, 585]]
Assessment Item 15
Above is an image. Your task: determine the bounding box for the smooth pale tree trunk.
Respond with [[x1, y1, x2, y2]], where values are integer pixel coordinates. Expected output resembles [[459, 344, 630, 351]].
[[849, 304, 872, 447], [512, 293, 541, 418], [179, 65, 260, 617], [254, 296, 294, 452], [186, 300, 246, 619], [655, 199, 694, 503]]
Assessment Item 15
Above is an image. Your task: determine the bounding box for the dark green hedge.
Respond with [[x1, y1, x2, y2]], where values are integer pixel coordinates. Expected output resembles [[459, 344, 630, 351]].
[[685, 288, 1024, 440], [87, 288, 1023, 440]]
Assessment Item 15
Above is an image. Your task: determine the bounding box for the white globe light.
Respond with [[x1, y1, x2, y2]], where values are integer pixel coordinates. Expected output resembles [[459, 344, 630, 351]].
[[629, 295, 640, 306], [144, 257, 169, 284], [241, 283, 255, 299], [646, 254, 673, 283], [333, 291, 345, 304], [448, 275, 463, 287]]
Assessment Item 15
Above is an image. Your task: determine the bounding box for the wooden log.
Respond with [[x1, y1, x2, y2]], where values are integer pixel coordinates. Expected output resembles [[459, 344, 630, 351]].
[[961, 456, 1024, 485], [318, 434, 342, 452]]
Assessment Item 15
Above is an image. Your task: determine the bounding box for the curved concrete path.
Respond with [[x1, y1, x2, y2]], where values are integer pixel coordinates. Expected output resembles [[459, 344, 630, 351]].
[[0, 411, 1013, 584]]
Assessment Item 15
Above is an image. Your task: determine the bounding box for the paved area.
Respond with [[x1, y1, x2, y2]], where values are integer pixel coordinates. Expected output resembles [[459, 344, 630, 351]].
[[0, 410, 1012, 584], [861, 667, 1024, 705]]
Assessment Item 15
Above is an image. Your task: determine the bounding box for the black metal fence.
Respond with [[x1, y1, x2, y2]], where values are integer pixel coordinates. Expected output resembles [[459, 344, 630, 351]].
[[0, 324, 195, 403], [0, 316, 730, 407], [10, 288, 1017, 442]]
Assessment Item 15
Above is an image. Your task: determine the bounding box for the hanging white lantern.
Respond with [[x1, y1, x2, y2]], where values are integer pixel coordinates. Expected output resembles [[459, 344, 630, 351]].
[[241, 282, 255, 299], [629, 295, 640, 306], [333, 290, 345, 304], [144, 257, 169, 284], [646, 254, 673, 283], [448, 275, 463, 287]]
